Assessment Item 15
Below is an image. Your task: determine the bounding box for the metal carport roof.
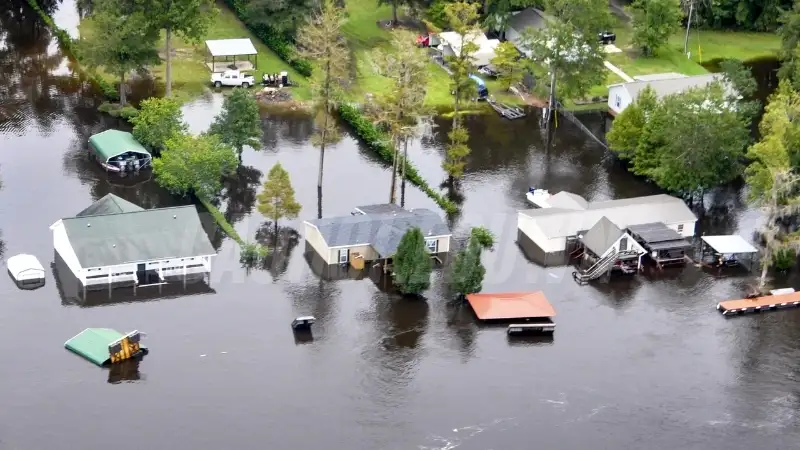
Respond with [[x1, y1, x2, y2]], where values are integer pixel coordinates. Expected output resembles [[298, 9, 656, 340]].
[[205, 38, 257, 57]]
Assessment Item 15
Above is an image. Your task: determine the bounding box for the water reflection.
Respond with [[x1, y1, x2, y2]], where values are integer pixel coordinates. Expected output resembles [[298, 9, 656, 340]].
[[221, 165, 262, 227], [253, 222, 300, 279], [260, 107, 314, 152], [107, 357, 145, 384]]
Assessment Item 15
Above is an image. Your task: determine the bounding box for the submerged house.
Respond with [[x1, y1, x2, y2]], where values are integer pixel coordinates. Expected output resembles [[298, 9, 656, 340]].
[[304, 204, 451, 266], [607, 73, 726, 116], [88, 130, 152, 174], [518, 192, 696, 266], [49, 194, 216, 289]]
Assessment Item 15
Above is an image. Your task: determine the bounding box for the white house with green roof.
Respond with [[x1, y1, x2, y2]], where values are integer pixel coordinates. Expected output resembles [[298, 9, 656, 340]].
[[88, 129, 152, 174], [50, 194, 216, 288]]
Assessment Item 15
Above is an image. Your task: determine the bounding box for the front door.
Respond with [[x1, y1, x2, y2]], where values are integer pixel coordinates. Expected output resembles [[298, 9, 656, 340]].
[[338, 249, 349, 264]]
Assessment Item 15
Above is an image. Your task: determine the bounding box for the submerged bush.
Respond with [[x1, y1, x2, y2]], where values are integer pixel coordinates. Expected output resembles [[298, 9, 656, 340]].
[[240, 241, 270, 267], [772, 247, 796, 271]]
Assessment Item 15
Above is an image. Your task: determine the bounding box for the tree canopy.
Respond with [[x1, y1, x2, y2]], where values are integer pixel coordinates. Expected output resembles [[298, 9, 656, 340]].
[[257, 162, 302, 235], [608, 82, 751, 198], [490, 41, 524, 91], [629, 0, 682, 56], [131, 97, 188, 153], [241, 0, 317, 38], [209, 87, 263, 159], [392, 227, 432, 295], [450, 227, 494, 297], [154, 133, 238, 198]]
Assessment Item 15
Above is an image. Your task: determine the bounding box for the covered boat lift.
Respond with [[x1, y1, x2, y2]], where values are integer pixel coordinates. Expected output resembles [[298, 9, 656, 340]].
[[700, 235, 758, 268], [466, 291, 556, 334], [88, 130, 151, 174], [7, 253, 45, 289], [64, 328, 147, 366], [205, 38, 258, 72]]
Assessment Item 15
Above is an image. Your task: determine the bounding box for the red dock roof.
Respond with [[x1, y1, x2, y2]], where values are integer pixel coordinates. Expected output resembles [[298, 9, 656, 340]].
[[466, 291, 556, 321]]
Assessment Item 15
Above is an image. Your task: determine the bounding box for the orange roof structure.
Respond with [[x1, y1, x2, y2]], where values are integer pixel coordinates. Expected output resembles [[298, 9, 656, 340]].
[[466, 291, 556, 321], [717, 291, 800, 315]]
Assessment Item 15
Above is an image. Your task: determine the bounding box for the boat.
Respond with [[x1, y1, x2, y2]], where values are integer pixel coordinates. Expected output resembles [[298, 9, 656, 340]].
[[526, 187, 551, 207], [7, 253, 45, 289]]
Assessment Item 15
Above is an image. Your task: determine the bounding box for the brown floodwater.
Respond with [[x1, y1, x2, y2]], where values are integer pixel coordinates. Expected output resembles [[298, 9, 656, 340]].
[[1, 1, 799, 449]]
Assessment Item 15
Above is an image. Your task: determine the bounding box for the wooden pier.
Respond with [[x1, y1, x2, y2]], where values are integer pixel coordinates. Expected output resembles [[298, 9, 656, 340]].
[[716, 290, 800, 316], [488, 99, 526, 120]]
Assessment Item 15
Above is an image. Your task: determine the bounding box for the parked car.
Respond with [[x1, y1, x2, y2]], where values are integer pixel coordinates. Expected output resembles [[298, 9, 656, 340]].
[[599, 31, 616, 45], [210, 70, 255, 88]]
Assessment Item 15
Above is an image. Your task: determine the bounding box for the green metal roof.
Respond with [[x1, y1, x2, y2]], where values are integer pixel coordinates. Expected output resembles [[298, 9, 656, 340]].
[[61, 205, 216, 268], [76, 194, 145, 217], [88, 130, 150, 161], [64, 328, 125, 366]]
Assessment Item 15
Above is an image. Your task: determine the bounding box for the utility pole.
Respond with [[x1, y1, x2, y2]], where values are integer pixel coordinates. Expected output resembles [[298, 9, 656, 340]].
[[683, 0, 694, 57], [547, 68, 556, 122]]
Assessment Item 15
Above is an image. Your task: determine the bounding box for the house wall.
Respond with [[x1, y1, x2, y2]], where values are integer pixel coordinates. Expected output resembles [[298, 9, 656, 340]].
[[304, 222, 333, 264], [51, 221, 83, 279], [435, 236, 451, 253], [597, 232, 647, 258], [329, 245, 378, 265], [518, 213, 566, 253], [608, 86, 632, 115], [664, 220, 696, 238]]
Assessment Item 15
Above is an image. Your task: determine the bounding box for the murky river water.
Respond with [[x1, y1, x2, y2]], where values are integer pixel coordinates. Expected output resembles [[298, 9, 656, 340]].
[[1, 2, 799, 449]]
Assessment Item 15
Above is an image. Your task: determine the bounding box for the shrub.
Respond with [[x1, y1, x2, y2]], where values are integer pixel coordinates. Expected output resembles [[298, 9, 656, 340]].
[[470, 226, 496, 249], [338, 103, 459, 215], [98, 102, 114, 113], [240, 241, 270, 267], [119, 105, 139, 120], [772, 247, 796, 271]]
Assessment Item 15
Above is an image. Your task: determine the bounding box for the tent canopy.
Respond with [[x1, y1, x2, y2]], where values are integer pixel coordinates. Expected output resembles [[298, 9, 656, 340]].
[[205, 38, 257, 57], [701, 235, 758, 254]]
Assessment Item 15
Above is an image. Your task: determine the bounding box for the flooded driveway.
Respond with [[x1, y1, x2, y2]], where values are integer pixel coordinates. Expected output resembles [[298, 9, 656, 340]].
[[0, 1, 799, 449]]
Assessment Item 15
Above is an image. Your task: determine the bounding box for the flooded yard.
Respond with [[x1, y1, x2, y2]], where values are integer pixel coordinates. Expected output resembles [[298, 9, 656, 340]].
[[1, 1, 799, 449]]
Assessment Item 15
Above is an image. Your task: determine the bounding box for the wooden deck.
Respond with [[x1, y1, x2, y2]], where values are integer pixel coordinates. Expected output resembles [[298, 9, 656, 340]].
[[716, 291, 800, 316]]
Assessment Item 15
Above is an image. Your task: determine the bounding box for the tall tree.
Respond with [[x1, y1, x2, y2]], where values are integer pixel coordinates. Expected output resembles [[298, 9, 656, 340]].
[[442, 1, 480, 185], [296, 0, 349, 217], [153, 133, 238, 198], [378, 0, 416, 25], [243, 0, 317, 38], [521, 0, 610, 108], [371, 29, 429, 204], [257, 163, 302, 237], [131, 97, 188, 153], [629, 0, 683, 56], [490, 41, 524, 91], [140, 0, 216, 97], [606, 86, 658, 160], [78, 0, 160, 105], [392, 227, 432, 295], [450, 233, 486, 298], [209, 87, 263, 162]]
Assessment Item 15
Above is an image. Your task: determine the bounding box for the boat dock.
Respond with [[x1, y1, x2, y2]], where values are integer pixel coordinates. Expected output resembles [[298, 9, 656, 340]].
[[716, 290, 800, 316], [488, 99, 526, 120], [466, 291, 556, 334]]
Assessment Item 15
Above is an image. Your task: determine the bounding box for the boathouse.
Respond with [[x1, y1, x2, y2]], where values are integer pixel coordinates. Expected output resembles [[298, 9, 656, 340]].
[[518, 192, 697, 263], [303, 204, 451, 266], [49, 194, 216, 289], [627, 222, 692, 266], [466, 291, 556, 333], [572, 217, 647, 282]]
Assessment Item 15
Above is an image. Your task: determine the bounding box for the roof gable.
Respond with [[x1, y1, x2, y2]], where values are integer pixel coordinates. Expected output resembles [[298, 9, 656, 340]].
[[581, 216, 623, 256], [62, 205, 216, 268], [76, 194, 145, 217]]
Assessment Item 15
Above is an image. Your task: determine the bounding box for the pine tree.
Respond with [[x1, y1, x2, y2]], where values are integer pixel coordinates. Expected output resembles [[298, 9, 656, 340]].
[[392, 227, 432, 295], [450, 236, 485, 297], [257, 163, 302, 237]]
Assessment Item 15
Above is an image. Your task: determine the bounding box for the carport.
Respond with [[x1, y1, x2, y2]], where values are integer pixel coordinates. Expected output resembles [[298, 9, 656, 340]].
[[205, 38, 258, 72]]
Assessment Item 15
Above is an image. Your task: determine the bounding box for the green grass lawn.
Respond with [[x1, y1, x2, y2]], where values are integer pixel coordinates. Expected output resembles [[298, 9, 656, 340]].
[[79, 1, 311, 104], [610, 16, 780, 78]]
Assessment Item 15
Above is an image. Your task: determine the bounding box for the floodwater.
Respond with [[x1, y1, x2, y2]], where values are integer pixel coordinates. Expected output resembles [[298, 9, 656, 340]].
[[1, 1, 799, 449]]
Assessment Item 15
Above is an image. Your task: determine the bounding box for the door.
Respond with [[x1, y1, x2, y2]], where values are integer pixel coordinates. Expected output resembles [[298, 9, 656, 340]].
[[338, 249, 349, 264]]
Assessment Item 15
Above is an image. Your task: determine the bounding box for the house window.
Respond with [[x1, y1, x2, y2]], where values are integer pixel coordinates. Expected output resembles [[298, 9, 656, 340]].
[[615, 95, 622, 108], [677, 224, 684, 233], [619, 237, 628, 251], [425, 239, 438, 253], [338, 249, 349, 264]]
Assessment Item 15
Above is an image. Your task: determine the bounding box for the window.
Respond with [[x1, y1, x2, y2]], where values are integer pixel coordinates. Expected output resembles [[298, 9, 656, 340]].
[[677, 224, 684, 233], [619, 237, 628, 251], [615, 95, 622, 108], [425, 239, 438, 253], [338, 249, 349, 264]]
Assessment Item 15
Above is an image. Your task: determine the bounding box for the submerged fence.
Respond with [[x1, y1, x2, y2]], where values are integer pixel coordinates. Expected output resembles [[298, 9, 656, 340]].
[[553, 101, 609, 151]]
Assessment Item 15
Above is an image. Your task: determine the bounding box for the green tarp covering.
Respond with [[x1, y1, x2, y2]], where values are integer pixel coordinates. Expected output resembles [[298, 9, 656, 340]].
[[88, 130, 150, 161], [65, 328, 124, 366]]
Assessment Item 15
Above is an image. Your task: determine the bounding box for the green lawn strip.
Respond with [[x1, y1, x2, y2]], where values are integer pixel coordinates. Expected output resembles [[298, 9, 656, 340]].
[[339, 103, 458, 215], [197, 196, 244, 245]]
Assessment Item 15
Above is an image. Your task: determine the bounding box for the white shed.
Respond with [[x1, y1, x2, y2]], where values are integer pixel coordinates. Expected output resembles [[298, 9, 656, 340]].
[[7, 254, 45, 289], [437, 31, 500, 67]]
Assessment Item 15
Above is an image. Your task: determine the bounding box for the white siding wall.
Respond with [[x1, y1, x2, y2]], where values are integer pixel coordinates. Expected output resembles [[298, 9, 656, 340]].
[[608, 85, 632, 115], [598, 232, 647, 258], [518, 213, 566, 253], [664, 221, 696, 238], [51, 221, 83, 279], [304, 222, 333, 264]]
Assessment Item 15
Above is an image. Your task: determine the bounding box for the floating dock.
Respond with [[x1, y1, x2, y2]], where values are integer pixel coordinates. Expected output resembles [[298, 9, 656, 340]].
[[716, 290, 800, 316], [488, 100, 526, 120]]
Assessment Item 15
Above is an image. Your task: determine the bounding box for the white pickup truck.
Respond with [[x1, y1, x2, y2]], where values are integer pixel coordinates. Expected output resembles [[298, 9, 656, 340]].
[[210, 70, 255, 88]]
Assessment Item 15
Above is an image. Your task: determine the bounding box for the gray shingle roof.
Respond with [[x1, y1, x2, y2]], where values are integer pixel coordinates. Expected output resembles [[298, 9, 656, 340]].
[[627, 222, 684, 244], [76, 194, 144, 217], [354, 204, 405, 215], [618, 74, 727, 101], [508, 8, 550, 32], [519, 194, 696, 239], [581, 216, 623, 256], [62, 205, 216, 268], [306, 206, 451, 257]]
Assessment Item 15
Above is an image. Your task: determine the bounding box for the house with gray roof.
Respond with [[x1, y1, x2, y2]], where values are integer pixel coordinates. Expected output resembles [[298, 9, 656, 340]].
[[50, 194, 216, 288], [518, 192, 696, 258], [608, 73, 729, 115], [505, 8, 552, 58], [304, 204, 451, 265]]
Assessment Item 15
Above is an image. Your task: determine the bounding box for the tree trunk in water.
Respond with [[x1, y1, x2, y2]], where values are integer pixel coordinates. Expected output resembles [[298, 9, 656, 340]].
[[274, 218, 279, 242], [317, 185, 322, 219], [318, 113, 327, 190], [400, 138, 408, 207], [392, 3, 398, 24], [759, 248, 769, 288], [389, 139, 398, 204], [119, 71, 126, 106], [165, 27, 172, 97]]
